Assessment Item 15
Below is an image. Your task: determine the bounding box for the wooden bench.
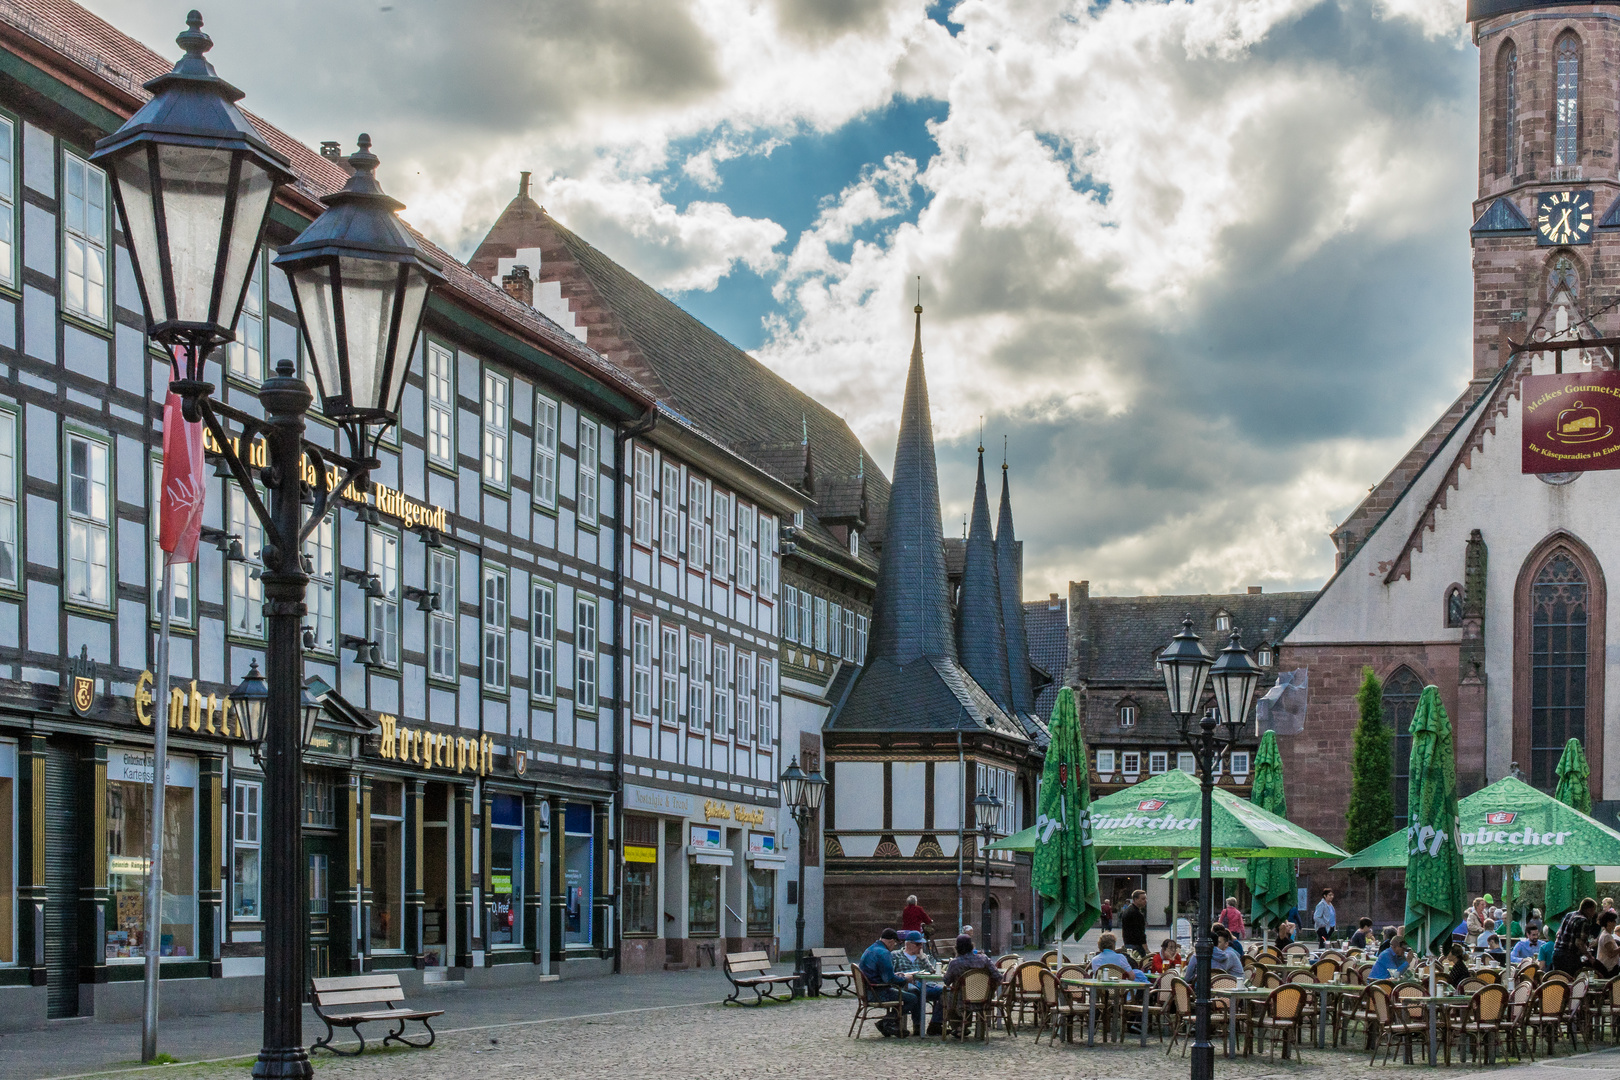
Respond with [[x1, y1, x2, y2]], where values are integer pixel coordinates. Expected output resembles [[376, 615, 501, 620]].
[[309, 973, 443, 1056], [724, 950, 799, 1005], [811, 947, 855, 996]]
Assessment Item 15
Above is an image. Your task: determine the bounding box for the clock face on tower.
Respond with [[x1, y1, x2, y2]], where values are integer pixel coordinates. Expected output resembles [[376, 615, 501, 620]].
[[1537, 190, 1595, 246]]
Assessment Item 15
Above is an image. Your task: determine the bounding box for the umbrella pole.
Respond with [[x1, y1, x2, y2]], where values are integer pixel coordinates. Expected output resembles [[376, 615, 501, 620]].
[[1427, 913, 1437, 1065], [1503, 868, 1514, 992]]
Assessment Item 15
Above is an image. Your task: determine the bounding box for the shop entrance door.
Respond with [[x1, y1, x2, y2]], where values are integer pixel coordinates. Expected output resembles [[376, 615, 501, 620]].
[[45, 739, 80, 1019], [422, 783, 453, 971], [305, 836, 334, 982]]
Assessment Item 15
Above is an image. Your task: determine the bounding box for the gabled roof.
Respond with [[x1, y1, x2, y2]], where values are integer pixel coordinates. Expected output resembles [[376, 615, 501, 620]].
[[823, 656, 1027, 739], [1085, 593, 1314, 684], [1025, 596, 1068, 718], [997, 463, 1038, 716]]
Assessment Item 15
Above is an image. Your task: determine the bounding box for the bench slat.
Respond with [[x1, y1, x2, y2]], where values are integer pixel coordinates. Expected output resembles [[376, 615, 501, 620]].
[[313, 974, 402, 992], [316, 987, 405, 1007], [729, 963, 772, 974], [726, 951, 771, 962]]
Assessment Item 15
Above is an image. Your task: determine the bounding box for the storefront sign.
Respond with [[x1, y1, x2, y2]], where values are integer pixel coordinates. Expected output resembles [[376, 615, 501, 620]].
[[733, 805, 765, 826], [704, 798, 766, 825], [623, 784, 697, 818], [68, 646, 97, 716], [1523, 370, 1620, 473], [107, 747, 197, 787], [134, 671, 244, 739], [748, 833, 776, 856], [690, 826, 723, 849], [375, 715, 493, 777], [623, 845, 657, 864], [203, 428, 449, 531]]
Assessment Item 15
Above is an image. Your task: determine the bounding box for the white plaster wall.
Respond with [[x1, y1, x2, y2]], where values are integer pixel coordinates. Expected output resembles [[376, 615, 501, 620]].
[[779, 679, 828, 948]]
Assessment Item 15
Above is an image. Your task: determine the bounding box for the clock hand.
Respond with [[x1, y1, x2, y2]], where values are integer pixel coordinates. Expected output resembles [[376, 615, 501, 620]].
[[1557, 207, 1573, 234]]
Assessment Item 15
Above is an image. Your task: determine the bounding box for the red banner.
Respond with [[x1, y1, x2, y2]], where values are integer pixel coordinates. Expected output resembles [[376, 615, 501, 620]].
[[1522, 370, 1620, 474], [157, 388, 205, 564]]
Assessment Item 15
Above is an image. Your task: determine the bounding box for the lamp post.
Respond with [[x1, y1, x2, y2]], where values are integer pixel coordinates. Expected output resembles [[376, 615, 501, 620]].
[[94, 17, 442, 1078], [1159, 619, 1261, 1080], [780, 756, 826, 983], [973, 789, 1002, 953]]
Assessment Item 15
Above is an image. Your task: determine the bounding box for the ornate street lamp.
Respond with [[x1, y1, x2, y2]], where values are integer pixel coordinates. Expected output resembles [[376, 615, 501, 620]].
[[1160, 619, 1258, 1080], [230, 659, 269, 749], [974, 789, 1002, 954], [780, 757, 826, 987], [300, 675, 332, 751]]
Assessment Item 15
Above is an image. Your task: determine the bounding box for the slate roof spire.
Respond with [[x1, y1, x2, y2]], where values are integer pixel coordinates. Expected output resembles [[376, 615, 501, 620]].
[[957, 443, 1013, 708], [997, 453, 1038, 715], [867, 302, 957, 664]]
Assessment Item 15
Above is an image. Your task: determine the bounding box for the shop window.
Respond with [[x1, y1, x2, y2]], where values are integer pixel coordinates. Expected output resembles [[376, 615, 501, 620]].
[[710, 491, 730, 579], [688, 633, 707, 731], [370, 781, 404, 951], [747, 865, 775, 936], [711, 643, 731, 737], [66, 430, 112, 608], [531, 581, 554, 700], [482, 370, 509, 488], [302, 773, 336, 828], [659, 461, 680, 549], [737, 504, 755, 591], [369, 529, 400, 667], [782, 586, 799, 643], [687, 477, 706, 563], [226, 254, 264, 383], [482, 565, 508, 692], [689, 862, 720, 936], [0, 740, 13, 965], [0, 405, 15, 589], [576, 595, 598, 710], [61, 150, 107, 324], [633, 446, 653, 547], [534, 394, 558, 508], [623, 816, 658, 937], [425, 341, 455, 468], [660, 626, 680, 725], [578, 418, 600, 527], [106, 749, 196, 961], [563, 805, 594, 947], [632, 616, 652, 719], [303, 513, 335, 653], [232, 780, 260, 919], [488, 794, 524, 948], [228, 484, 264, 638], [149, 457, 192, 626], [428, 549, 457, 681]]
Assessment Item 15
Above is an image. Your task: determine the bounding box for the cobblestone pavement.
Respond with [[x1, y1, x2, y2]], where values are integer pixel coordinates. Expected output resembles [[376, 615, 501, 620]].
[[56, 993, 1620, 1080]]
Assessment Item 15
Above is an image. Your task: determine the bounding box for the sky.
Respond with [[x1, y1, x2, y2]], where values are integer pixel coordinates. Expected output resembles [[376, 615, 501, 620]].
[[91, 0, 1479, 600]]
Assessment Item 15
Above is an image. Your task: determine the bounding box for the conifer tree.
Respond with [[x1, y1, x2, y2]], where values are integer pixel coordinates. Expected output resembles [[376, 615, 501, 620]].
[[1345, 667, 1396, 912]]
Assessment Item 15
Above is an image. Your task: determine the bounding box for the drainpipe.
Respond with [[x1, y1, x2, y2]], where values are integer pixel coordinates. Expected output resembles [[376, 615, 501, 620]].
[[612, 407, 658, 975], [957, 731, 965, 930]]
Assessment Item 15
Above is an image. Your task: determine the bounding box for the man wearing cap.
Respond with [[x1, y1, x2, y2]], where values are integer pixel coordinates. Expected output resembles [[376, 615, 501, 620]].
[[859, 929, 916, 1037], [892, 930, 944, 1035]]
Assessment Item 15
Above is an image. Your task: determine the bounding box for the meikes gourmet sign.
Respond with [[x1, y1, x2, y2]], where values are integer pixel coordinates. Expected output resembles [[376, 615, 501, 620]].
[[1523, 371, 1620, 474]]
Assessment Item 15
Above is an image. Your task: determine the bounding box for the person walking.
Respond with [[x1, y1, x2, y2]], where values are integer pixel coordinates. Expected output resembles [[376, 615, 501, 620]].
[[1312, 888, 1337, 946], [1121, 889, 1149, 955], [900, 895, 933, 938], [1552, 898, 1598, 977], [1101, 897, 1114, 933], [1219, 896, 1245, 945]]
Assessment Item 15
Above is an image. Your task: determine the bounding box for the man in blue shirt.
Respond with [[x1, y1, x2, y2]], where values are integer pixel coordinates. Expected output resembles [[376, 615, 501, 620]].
[[1369, 937, 1411, 980], [1510, 926, 1542, 965], [1089, 933, 1151, 981], [859, 929, 918, 1037]]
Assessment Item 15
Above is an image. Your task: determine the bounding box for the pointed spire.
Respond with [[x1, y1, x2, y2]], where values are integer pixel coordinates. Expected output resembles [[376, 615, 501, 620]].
[[997, 453, 1037, 714], [957, 446, 1013, 708], [867, 302, 956, 665]]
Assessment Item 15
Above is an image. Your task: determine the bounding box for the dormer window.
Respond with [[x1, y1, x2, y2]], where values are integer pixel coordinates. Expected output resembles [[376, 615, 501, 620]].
[[1256, 643, 1273, 667], [1118, 700, 1138, 727], [848, 529, 860, 557], [793, 509, 804, 528], [1214, 611, 1232, 633]]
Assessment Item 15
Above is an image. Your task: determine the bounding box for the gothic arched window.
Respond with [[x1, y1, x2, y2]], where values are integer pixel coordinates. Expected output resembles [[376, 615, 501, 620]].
[[1550, 256, 1579, 299], [1502, 43, 1518, 174], [1446, 584, 1465, 628], [1530, 551, 1588, 789], [1383, 667, 1423, 826], [1556, 34, 1580, 168]]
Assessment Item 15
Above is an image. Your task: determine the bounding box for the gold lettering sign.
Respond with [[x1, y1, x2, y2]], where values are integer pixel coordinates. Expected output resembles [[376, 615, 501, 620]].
[[376, 714, 492, 777], [733, 805, 765, 826], [134, 670, 242, 739], [704, 799, 732, 822]]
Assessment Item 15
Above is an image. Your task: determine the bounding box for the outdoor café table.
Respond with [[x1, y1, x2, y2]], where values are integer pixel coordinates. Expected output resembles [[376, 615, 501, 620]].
[[1291, 982, 1363, 1048], [901, 972, 945, 1035], [1408, 994, 1471, 1065], [1209, 986, 1272, 1057], [1061, 977, 1151, 1047]]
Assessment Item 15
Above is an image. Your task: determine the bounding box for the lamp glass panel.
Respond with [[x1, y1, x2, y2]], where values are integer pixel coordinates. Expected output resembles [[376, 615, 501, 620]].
[[215, 159, 275, 330], [289, 263, 343, 409], [804, 772, 826, 811], [337, 255, 401, 415], [154, 145, 234, 326], [382, 270, 430, 419], [110, 151, 165, 324], [1213, 668, 1260, 728], [301, 700, 321, 749]]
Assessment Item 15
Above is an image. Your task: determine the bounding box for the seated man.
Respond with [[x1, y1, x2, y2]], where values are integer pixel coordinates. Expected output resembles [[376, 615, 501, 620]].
[[859, 928, 919, 1038], [1510, 926, 1542, 965], [1210, 926, 1245, 977], [1369, 936, 1411, 981], [891, 931, 945, 1035], [1089, 932, 1150, 981]]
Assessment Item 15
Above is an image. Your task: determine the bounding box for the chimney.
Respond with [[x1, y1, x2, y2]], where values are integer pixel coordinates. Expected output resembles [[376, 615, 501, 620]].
[[1247, 586, 1262, 594], [320, 141, 343, 162], [519, 171, 532, 200], [502, 265, 534, 306]]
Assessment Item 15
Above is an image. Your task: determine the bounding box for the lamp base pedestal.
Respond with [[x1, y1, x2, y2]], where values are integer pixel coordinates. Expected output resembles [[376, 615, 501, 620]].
[[1190, 1041, 1214, 1080], [252, 1047, 312, 1080]]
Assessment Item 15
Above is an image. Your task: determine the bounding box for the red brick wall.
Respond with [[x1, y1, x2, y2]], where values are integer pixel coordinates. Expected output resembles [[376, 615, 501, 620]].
[[824, 871, 1024, 955]]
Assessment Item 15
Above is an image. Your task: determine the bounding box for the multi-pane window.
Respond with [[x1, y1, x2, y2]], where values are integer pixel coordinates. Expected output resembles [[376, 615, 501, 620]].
[[369, 530, 400, 666], [228, 485, 264, 636], [829, 602, 844, 658], [759, 515, 776, 596], [688, 634, 706, 731], [483, 370, 509, 487], [232, 781, 260, 919], [149, 458, 192, 625], [736, 505, 754, 591], [1119, 704, 1137, 727], [1149, 752, 1168, 775], [226, 254, 264, 383], [842, 608, 856, 662], [1178, 752, 1197, 773], [0, 406, 16, 587], [66, 432, 111, 607], [1122, 751, 1141, 777], [710, 492, 730, 579], [1382, 667, 1422, 823], [756, 658, 774, 745], [425, 342, 455, 468], [813, 596, 828, 652], [1229, 752, 1251, 776], [633, 447, 653, 547], [1556, 35, 1579, 168], [660, 462, 680, 548], [688, 478, 706, 562], [62, 152, 107, 323], [576, 596, 599, 710], [0, 117, 15, 286], [531, 582, 555, 700], [303, 514, 335, 653], [632, 617, 652, 719], [711, 644, 731, 737], [534, 395, 558, 508], [1503, 44, 1518, 175], [856, 615, 869, 664], [782, 586, 799, 643], [577, 418, 599, 525], [428, 550, 457, 681], [1096, 750, 1117, 775], [735, 653, 754, 743], [1530, 549, 1592, 791], [482, 566, 508, 691], [799, 590, 813, 645], [660, 626, 680, 725]]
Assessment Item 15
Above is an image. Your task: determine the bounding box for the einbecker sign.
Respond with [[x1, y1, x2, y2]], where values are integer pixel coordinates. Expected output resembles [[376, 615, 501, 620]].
[[1522, 371, 1620, 474]]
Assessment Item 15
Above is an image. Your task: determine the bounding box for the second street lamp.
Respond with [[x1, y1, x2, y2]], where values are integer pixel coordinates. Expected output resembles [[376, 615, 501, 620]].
[[974, 789, 1002, 953], [779, 757, 825, 988]]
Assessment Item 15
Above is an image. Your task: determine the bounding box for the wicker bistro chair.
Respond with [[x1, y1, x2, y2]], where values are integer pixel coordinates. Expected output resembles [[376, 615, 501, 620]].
[[1528, 979, 1571, 1058], [1040, 949, 1060, 967], [1252, 984, 1310, 1061], [1368, 985, 1427, 1065], [1007, 961, 1049, 1031], [1596, 976, 1620, 1043], [1122, 972, 1177, 1043], [1312, 957, 1341, 983], [1504, 980, 1536, 1060], [1040, 968, 1087, 1045], [945, 969, 1000, 1042], [1284, 943, 1312, 962], [1167, 976, 1230, 1057], [1443, 984, 1509, 1065], [1337, 984, 1382, 1049], [1567, 977, 1592, 1052], [1457, 976, 1486, 996], [1474, 968, 1501, 985], [848, 968, 904, 1039]]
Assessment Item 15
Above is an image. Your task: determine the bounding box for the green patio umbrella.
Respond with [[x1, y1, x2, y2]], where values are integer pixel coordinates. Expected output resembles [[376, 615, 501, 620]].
[[1031, 687, 1101, 943], [1246, 730, 1295, 932], [1332, 774, 1620, 870], [1403, 686, 1467, 957], [1085, 769, 1347, 861], [1161, 860, 1247, 880], [1546, 739, 1598, 921]]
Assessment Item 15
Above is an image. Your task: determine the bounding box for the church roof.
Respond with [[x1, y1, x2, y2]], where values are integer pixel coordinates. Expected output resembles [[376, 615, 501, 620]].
[[1025, 595, 1069, 718], [997, 464, 1038, 715], [956, 450, 1013, 708], [1083, 593, 1314, 684]]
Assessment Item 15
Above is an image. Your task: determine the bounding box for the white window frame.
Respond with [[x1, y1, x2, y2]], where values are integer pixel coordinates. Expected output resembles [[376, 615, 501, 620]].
[[425, 341, 455, 469], [735, 650, 754, 743], [534, 394, 558, 509], [300, 512, 336, 654], [369, 528, 400, 668], [232, 780, 261, 920], [759, 514, 777, 597], [659, 625, 680, 726], [813, 596, 828, 653], [829, 602, 844, 658], [1178, 752, 1197, 773], [782, 586, 799, 643], [1229, 751, 1251, 777], [65, 429, 112, 609], [1121, 751, 1141, 777], [226, 485, 266, 636], [149, 456, 192, 627], [226, 252, 264, 384], [632, 446, 653, 547], [1149, 752, 1168, 775], [631, 616, 652, 720], [1215, 611, 1232, 633], [428, 549, 457, 682], [482, 370, 510, 489], [710, 491, 730, 580], [577, 417, 599, 526], [687, 477, 706, 564], [61, 149, 107, 325], [856, 615, 869, 664], [660, 462, 680, 551], [756, 657, 775, 746], [482, 565, 508, 691], [531, 581, 555, 701], [0, 403, 16, 589], [687, 633, 707, 732], [842, 608, 855, 662], [1096, 750, 1117, 776], [576, 595, 599, 710], [0, 115, 15, 289], [711, 643, 731, 738], [736, 505, 754, 591], [799, 590, 813, 646], [1119, 704, 1137, 727]]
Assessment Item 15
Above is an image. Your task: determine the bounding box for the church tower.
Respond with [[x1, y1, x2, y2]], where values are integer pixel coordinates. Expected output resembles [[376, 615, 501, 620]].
[[1471, 0, 1620, 375]]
